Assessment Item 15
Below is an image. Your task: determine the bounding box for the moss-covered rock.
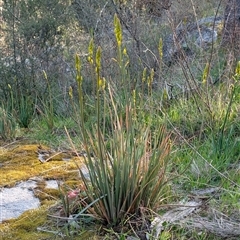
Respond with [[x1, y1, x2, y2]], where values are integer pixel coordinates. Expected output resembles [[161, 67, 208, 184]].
[[0, 143, 92, 239], [0, 144, 83, 187], [0, 203, 54, 240]]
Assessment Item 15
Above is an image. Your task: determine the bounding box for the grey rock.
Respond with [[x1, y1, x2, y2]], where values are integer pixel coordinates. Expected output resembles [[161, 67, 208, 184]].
[[0, 181, 40, 222], [0, 179, 60, 222], [163, 16, 224, 65]]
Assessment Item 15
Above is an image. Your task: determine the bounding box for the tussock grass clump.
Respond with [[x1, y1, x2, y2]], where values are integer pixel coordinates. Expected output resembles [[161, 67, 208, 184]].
[[64, 15, 173, 231], [0, 106, 17, 141]]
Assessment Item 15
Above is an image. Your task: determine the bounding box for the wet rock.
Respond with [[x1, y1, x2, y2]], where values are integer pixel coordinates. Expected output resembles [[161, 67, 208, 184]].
[[0, 181, 40, 222], [0, 179, 60, 223]]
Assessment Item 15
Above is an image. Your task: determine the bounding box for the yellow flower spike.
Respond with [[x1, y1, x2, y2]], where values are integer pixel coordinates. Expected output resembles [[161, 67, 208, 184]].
[[142, 68, 147, 83], [87, 56, 92, 64], [158, 38, 163, 60], [96, 46, 101, 70], [69, 86, 73, 99], [88, 38, 94, 64], [75, 54, 80, 73], [123, 47, 127, 56], [132, 89, 136, 106], [202, 62, 210, 85], [95, 47, 102, 91], [114, 14, 122, 47], [148, 68, 154, 87], [235, 61, 240, 79], [75, 54, 82, 84], [98, 78, 106, 91], [77, 75, 82, 83]]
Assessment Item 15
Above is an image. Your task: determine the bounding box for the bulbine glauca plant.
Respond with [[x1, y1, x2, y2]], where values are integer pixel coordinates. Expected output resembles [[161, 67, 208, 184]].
[[65, 14, 173, 230]]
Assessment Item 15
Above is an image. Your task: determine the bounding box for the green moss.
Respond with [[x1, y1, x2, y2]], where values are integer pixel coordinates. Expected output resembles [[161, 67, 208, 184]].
[[0, 203, 54, 240], [35, 187, 61, 202], [0, 144, 84, 187], [0, 201, 100, 239], [0, 143, 90, 238]]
